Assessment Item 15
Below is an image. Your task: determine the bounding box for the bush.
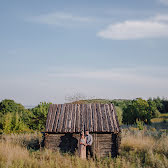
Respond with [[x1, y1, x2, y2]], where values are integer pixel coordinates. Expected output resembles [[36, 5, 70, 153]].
[[115, 106, 123, 125], [123, 98, 160, 125], [136, 119, 144, 130], [29, 102, 51, 131]]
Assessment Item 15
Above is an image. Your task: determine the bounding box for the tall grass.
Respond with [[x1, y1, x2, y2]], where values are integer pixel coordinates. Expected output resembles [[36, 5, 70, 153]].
[[0, 128, 168, 168]]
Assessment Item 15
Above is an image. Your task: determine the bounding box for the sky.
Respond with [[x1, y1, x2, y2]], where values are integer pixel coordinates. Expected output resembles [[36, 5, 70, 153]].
[[0, 0, 168, 106]]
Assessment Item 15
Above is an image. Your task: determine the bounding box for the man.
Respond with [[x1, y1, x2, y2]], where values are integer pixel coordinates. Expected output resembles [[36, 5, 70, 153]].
[[85, 130, 93, 159]]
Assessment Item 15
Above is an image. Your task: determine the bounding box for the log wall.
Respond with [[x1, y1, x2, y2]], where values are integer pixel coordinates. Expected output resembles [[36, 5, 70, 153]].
[[44, 133, 120, 158]]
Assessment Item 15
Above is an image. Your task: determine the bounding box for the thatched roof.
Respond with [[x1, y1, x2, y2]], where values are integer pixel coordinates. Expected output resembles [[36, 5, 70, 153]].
[[45, 103, 120, 133]]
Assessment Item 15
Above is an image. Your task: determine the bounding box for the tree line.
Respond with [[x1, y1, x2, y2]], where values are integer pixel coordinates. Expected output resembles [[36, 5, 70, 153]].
[[0, 99, 50, 133], [0, 97, 167, 133], [112, 98, 166, 125]]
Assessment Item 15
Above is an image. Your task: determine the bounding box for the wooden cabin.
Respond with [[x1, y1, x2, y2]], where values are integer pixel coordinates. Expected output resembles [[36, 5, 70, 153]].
[[44, 103, 121, 158]]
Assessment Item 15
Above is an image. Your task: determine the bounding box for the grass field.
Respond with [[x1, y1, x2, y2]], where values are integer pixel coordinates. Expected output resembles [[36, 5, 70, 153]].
[[0, 114, 168, 168]]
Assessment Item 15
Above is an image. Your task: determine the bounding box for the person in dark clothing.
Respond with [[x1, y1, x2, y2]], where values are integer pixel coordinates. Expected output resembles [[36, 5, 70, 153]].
[[85, 130, 93, 159]]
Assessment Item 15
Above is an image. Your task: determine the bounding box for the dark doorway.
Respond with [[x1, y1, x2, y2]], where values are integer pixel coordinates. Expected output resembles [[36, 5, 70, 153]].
[[111, 133, 118, 157], [59, 133, 78, 154]]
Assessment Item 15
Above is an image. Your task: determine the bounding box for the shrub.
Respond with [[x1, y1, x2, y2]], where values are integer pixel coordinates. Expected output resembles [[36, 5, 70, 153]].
[[115, 106, 123, 125], [123, 98, 160, 125]]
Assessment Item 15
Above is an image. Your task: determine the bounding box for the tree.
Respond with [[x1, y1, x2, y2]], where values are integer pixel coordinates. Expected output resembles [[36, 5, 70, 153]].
[[153, 97, 164, 113], [123, 98, 160, 125], [115, 106, 123, 125], [3, 113, 12, 133], [0, 99, 24, 114], [29, 102, 51, 130], [111, 99, 132, 109], [147, 98, 160, 118], [0, 99, 32, 133]]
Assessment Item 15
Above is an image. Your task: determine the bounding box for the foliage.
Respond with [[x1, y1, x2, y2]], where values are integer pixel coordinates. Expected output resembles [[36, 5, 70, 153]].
[[0, 128, 168, 168], [111, 99, 132, 109], [0, 99, 32, 133], [151, 97, 168, 113], [0, 97, 167, 133], [147, 98, 160, 118], [123, 98, 160, 124], [115, 106, 123, 125], [29, 102, 51, 131], [161, 99, 168, 113], [136, 119, 144, 130], [2, 112, 31, 133], [0, 99, 51, 132], [0, 99, 24, 115], [3, 113, 12, 133]]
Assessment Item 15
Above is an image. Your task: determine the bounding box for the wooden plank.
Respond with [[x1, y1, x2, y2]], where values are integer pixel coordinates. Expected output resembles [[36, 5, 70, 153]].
[[68, 103, 73, 132], [49, 105, 57, 132], [80, 104, 83, 131], [45, 104, 53, 131], [85, 104, 89, 131], [56, 104, 65, 132], [52, 105, 59, 132], [65, 104, 70, 132], [53, 104, 61, 132], [91, 104, 94, 132], [75, 104, 78, 132], [76, 104, 80, 132], [88, 104, 92, 132], [97, 104, 103, 132], [104, 104, 110, 132], [73, 104, 77, 132], [106, 104, 114, 132], [83, 104, 89, 131], [100, 104, 104, 132], [55, 105, 61, 132], [101, 104, 109, 132], [113, 106, 120, 132], [93, 104, 97, 132], [62, 104, 68, 132], [47, 104, 54, 132], [91, 104, 95, 132], [71, 104, 75, 132], [83, 104, 86, 131], [52, 105, 58, 130], [95, 104, 99, 131], [110, 104, 117, 132]]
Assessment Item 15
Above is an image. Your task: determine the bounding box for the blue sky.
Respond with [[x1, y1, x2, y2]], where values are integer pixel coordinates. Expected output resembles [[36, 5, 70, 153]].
[[0, 0, 168, 106]]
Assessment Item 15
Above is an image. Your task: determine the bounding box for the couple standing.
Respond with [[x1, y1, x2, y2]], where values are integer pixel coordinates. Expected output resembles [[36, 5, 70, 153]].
[[79, 130, 93, 159]]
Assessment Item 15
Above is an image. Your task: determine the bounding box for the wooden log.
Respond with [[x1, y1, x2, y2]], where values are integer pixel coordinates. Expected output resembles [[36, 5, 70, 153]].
[[77, 105, 80, 132], [57, 104, 65, 132], [45, 104, 53, 131], [53, 105, 61, 132]]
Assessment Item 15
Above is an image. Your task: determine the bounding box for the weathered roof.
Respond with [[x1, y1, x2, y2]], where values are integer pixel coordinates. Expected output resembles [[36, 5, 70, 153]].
[[45, 103, 120, 133]]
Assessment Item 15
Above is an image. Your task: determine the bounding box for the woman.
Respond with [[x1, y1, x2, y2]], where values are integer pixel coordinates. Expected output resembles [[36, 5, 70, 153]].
[[79, 131, 86, 159]]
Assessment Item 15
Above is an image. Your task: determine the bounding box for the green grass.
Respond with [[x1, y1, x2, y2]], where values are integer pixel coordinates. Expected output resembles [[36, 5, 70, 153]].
[[71, 99, 112, 104]]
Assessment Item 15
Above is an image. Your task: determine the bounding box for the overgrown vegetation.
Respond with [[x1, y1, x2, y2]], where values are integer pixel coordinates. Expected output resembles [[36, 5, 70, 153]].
[[71, 97, 168, 125], [0, 98, 167, 167], [0, 100, 51, 133], [0, 97, 168, 133], [0, 127, 167, 168]]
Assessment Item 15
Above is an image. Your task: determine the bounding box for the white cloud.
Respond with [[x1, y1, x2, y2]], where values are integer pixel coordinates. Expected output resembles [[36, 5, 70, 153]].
[[1, 66, 168, 105], [153, 14, 168, 21], [49, 66, 168, 88], [158, 0, 168, 5], [28, 12, 91, 26], [97, 14, 168, 40]]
